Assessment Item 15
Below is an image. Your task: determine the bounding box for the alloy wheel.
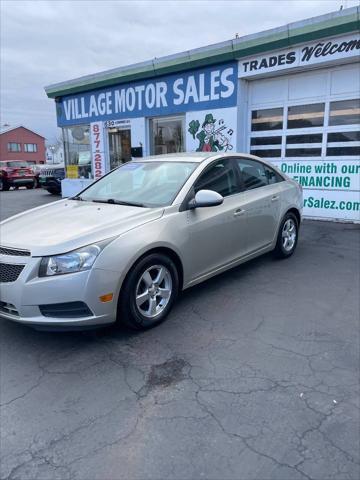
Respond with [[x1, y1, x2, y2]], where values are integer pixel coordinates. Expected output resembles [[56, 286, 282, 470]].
[[135, 265, 172, 318], [282, 218, 297, 252]]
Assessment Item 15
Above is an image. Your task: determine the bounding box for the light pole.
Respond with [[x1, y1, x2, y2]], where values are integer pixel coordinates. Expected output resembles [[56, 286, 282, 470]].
[[48, 145, 56, 164]]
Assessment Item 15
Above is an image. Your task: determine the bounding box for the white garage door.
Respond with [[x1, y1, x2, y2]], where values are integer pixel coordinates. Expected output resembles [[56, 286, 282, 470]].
[[247, 63, 360, 221]]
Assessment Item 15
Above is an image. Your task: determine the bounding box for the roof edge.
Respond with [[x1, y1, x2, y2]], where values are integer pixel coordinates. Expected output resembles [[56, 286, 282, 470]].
[[0, 125, 46, 138], [45, 6, 360, 99]]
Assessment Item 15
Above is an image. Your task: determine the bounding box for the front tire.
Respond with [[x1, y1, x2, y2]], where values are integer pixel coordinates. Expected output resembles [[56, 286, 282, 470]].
[[0, 178, 9, 191], [47, 188, 60, 195], [118, 253, 179, 330], [274, 212, 299, 259]]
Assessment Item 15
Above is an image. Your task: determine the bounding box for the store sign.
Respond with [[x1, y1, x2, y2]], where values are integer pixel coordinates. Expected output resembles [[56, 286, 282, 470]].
[[56, 63, 238, 126], [271, 160, 360, 221], [239, 34, 360, 77], [104, 119, 131, 129], [90, 122, 105, 179]]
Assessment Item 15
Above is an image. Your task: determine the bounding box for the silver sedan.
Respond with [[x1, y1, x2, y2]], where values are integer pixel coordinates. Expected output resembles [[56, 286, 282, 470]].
[[0, 153, 302, 330]]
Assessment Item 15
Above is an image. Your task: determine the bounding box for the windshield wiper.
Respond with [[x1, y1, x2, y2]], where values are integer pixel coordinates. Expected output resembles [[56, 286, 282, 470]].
[[91, 198, 145, 207], [71, 195, 83, 201]]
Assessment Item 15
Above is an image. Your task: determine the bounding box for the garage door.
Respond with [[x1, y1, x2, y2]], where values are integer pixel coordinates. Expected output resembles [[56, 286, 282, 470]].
[[247, 63, 360, 221]]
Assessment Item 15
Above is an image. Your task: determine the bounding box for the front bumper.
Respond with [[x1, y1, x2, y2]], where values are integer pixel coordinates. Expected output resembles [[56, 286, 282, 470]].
[[0, 254, 120, 328], [9, 178, 34, 186], [40, 177, 62, 190]]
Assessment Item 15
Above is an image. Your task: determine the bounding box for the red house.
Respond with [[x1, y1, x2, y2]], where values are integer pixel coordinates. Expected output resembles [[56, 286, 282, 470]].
[[0, 125, 46, 164]]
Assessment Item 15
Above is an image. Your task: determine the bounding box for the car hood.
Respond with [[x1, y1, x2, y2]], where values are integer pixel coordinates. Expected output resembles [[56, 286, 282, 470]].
[[0, 199, 164, 256]]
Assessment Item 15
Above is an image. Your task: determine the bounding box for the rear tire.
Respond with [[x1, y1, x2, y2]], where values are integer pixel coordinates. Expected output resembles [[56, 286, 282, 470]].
[[274, 212, 299, 259], [26, 183, 34, 189], [118, 253, 179, 330]]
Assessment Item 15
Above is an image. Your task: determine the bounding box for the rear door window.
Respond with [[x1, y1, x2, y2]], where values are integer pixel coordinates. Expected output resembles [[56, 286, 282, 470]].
[[236, 158, 268, 190], [236, 158, 283, 190], [264, 165, 284, 184]]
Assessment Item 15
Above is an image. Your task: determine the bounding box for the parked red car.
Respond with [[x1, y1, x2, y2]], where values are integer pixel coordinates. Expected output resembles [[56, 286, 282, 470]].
[[0, 161, 35, 191]]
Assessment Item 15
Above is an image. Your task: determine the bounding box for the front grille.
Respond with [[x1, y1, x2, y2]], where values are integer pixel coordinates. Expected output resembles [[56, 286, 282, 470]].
[[0, 263, 25, 283], [0, 301, 19, 317], [39, 302, 93, 318], [43, 169, 55, 176], [43, 169, 63, 177], [0, 246, 30, 256]]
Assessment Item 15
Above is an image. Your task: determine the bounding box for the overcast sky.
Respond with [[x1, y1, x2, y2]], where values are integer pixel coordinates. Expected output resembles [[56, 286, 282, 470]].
[[0, 0, 358, 143]]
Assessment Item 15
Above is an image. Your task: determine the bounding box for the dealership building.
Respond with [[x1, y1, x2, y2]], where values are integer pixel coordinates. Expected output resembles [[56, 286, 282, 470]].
[[45, 7, 360, 221]]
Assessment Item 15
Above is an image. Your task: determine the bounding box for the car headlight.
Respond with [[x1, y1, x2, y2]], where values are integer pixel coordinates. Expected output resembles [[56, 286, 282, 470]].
[[39, 244, 102, 277]]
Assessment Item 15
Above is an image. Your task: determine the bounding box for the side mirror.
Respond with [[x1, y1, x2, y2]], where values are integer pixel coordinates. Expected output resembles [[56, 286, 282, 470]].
[[189, 189, 224, 209]]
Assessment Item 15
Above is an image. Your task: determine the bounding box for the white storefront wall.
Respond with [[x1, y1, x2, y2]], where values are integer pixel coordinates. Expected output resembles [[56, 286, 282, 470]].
[[60, 32, 359, 222], [237, 33, 360, 222]]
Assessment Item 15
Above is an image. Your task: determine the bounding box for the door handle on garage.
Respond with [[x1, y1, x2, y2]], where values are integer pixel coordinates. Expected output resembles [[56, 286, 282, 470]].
[[271, 195, 279, 202], [234, 208, 245, 217]]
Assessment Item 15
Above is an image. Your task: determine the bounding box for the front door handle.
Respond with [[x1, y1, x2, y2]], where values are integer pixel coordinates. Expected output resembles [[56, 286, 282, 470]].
[[271, 195, 279, 202], [234, 208, 245, 217]]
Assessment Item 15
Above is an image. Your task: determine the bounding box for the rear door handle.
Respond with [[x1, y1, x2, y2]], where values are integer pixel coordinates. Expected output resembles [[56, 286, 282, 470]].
[[271, 195, 279, 202], [234, 208, 245, 217]]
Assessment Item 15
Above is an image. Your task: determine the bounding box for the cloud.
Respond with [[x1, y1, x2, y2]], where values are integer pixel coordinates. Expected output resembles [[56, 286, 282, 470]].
[[0, 0, 357, 142]]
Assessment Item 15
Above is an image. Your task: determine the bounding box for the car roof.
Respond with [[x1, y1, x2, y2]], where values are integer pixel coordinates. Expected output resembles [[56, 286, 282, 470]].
[[136, 153, 219, 163], [133, 152, 271, 164]]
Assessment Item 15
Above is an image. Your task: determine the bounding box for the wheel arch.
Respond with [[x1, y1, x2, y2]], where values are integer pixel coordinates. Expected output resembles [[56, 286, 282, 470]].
[[286, 207, 301, 227], [121, 246, 184, 293], [274, 206, 302, 245]]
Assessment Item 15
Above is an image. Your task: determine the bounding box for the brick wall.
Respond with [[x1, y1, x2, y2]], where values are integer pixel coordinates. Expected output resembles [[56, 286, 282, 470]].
[[0, 127, 46, 163]]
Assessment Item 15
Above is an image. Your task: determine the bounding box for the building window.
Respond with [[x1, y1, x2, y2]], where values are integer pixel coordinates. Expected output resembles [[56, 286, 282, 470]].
[[284, 132, 322, 157], [250, 136, 281, 146], [250, 135, 282, 158], [326, 129, 360, 157], [63, 125, 92, 179], [329, 99, 360, 126], [287, 103, 325, 129], [24, 143, 38, 153], [286, 148, 322, 157], [149, 115, 184, 155], [8, 142, 21, 152], [251, 149, 282, 158], [327, 131, 360, 142], [251, 108, 283, 131], [326, 146, 360, 156], [286, 134, 323, 144]]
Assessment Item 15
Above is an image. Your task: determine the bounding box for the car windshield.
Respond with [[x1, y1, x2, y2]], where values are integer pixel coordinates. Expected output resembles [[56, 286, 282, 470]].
[[79, 161, 198, 207], [6, 161, 29, 168]]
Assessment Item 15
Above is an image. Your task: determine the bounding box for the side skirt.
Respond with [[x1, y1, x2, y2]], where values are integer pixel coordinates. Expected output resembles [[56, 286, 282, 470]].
[[183, 243, 274, 290]]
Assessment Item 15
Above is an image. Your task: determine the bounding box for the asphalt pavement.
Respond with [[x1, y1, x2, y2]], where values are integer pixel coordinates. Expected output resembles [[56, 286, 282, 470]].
[[0, 188, 359, 480]]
